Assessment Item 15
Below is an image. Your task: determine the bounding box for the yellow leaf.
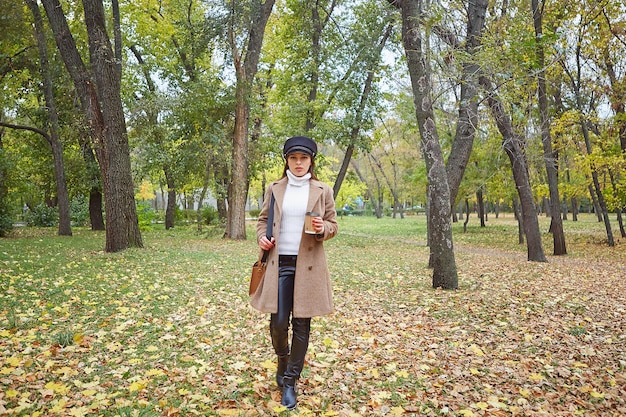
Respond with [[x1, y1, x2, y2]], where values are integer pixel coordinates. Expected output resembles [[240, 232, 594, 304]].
[[146, 345, 159, 352], [519, 388, 531, 398], [573, 361, 588, 368], [81, 389, 97, 397], [0, 330, 11, 337], [590, 391, 605, 399], [395, 370, 409, 378], [50, 399, 68, 413], [45, 381, 70, 395], [0, 367, 15, 375], [145, 368, 165, 377], [390, 406, 405, 416], [487, 396, 508, 409], [260, 359, 276, 370], [473, 402, 489, 410], [6, 389, 19, 398], [272, 405, 287, 413], [469, 368, 480, 375], [529, 373, 543, 382], [6, 357, 20, 367], [129, 379, 148, 392], [73, 333, 84, 344], [367, 368, 380, 378], [468, 344, 485, 356], [458, 410, 474, 417]]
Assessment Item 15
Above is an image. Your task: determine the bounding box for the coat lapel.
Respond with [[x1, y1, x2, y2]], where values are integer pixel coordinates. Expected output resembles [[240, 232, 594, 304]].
[[307, 180, 324, 212]]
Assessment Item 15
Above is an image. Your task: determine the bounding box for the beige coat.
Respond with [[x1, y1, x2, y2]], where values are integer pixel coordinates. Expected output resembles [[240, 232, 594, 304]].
[[250, 176, 338, 318]]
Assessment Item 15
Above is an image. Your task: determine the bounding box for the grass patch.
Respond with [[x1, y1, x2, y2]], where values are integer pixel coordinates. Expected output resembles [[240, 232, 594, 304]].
[[1, 214, 625, 415]]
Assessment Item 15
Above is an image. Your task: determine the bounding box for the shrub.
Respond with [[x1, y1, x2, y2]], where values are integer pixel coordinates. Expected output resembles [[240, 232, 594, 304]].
[[0, 204, 13, 236], [201, 206, 220, 225], [25, 203, 58, 227], [70, 195, 90, 226], [136, 202, 156, 230]]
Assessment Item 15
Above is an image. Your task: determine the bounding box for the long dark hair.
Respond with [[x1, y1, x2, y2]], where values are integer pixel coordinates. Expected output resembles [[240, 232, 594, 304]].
[[281, 157, 319, 180]]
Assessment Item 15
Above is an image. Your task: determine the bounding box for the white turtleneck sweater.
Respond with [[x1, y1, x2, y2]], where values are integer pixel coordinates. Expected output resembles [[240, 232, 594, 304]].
[[279, 170, 310, 255]]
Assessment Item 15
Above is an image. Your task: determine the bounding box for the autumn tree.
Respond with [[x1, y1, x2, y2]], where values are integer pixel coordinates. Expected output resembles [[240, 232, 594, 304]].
[[387, 0, 458, 289], [225, 0, 275, 240], [531, 0, 567, 254], [41, 0, 142, 251]]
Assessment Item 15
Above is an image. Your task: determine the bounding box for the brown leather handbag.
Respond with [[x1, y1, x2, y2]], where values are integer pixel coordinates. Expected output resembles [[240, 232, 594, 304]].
[[249, 193, 275, 296]]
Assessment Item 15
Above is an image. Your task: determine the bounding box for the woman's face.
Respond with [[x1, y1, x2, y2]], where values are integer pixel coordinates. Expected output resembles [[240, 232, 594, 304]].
[[287, 152, 312, 177]]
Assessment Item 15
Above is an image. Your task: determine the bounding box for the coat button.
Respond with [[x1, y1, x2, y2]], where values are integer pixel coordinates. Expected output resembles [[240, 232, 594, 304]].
[[308, 266, 313, 270]]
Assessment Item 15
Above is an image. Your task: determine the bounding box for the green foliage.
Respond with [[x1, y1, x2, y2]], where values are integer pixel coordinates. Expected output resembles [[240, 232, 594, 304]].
[[201, 206, 220, 225], [69, 195, 89, 226], [247, 208, 261, 219], [136, 201, 156, 230], [24, 203, 58, 227], [0, 204, 13, 237]]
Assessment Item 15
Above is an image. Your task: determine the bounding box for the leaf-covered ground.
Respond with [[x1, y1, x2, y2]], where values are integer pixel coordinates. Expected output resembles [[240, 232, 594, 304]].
[[1, 215, 625, 416]]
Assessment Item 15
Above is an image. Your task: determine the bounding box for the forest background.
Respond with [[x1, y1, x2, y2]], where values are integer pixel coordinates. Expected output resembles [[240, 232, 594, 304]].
[[1, 0, 625, 259]]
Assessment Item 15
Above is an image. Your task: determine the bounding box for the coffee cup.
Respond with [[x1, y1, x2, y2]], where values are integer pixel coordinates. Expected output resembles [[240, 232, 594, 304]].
[[304, 212, 320, 234]]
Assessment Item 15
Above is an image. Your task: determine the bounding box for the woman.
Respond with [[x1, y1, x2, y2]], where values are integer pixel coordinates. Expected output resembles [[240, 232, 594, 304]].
[[251, 135, 338, 410]]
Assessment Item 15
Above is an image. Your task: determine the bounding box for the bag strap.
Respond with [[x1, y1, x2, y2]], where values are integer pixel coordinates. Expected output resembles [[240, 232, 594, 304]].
[[260, 193, 275, 263]]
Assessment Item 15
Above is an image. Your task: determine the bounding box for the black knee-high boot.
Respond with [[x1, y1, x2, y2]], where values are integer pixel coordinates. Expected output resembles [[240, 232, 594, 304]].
[[281, 317, 310, 410], [272, 263, 295, 388]]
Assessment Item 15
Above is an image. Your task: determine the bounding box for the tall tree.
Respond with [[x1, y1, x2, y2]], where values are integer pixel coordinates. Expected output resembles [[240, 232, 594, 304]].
[[387, 0, 458, 289], [531, 0, 566, 255], [225, 0, 275, 240], [25, 0, 72, 236], [443, 0, 488, 209], [333, 20, 395, 199], [42, 0, 142, 251], [480, 76, 547, 261]]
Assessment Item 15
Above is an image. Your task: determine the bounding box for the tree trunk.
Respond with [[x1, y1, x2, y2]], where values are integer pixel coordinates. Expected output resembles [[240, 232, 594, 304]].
[[83, 0, 142, 251], [570, 197, 578, 221], [333, 23, 393, 198], [89, 188, 104, 230], [581, 122, 614, 245], [445, 0, 488, 207], [26, 0, 72, 236], [588, 184, 603, 222], [225, 0, 275, 240], [392, 0, 457, 289], [79, 129, 105, 230], [463, 198, 470, 233], [351, 161, 382, 218], [370, 153, 403, 220], [0, 119, 10, 237], [513, 196, 525, 244], [531, 0, 566, 255], [480, 76, 547, 261], [164, 165, 176, 230], [476, 188, 485, 227], [42, 0, 142, 251]]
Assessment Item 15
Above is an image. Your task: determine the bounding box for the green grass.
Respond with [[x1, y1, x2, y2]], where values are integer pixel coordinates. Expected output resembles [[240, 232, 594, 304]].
[[0, 214, 625, 416]]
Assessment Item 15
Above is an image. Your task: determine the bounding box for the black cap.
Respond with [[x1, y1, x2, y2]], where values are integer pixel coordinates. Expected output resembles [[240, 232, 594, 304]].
[[283, 136, 317, 158]]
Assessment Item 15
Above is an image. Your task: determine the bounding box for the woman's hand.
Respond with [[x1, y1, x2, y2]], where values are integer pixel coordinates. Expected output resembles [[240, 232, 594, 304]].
[[259, 236, 275, 251], [311, 216, 324, 234]]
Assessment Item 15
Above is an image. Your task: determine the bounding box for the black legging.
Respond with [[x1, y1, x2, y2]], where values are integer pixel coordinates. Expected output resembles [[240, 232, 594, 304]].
[[270, 262, 311, 380]]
